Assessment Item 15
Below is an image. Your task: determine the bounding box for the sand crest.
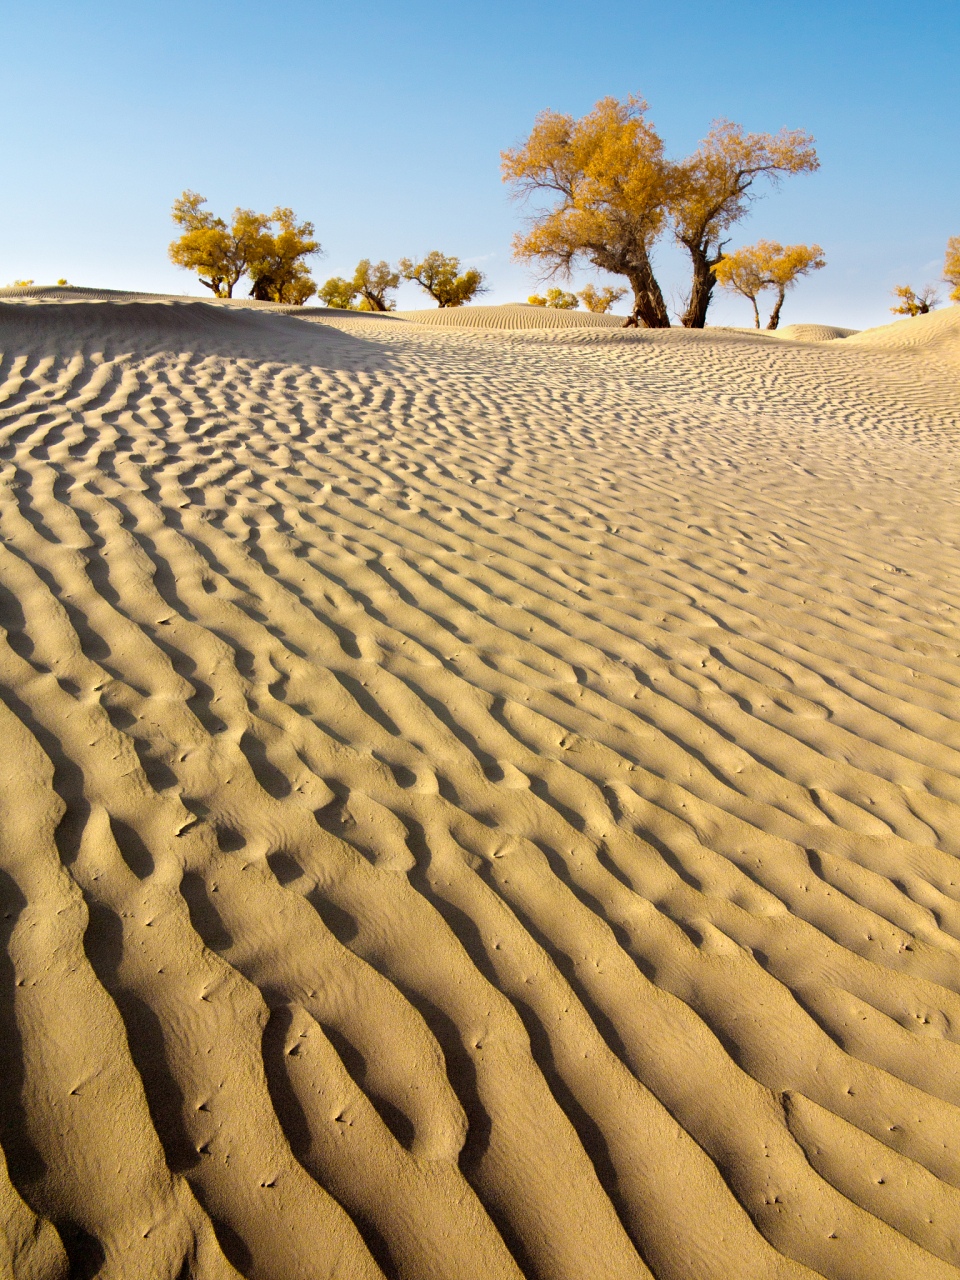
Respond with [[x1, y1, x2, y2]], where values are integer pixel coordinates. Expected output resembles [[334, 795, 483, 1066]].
[[0, 292, 959, 1279]]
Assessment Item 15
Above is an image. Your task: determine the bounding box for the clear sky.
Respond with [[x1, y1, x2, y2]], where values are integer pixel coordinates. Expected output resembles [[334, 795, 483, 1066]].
[[3, 0, 957, 328]]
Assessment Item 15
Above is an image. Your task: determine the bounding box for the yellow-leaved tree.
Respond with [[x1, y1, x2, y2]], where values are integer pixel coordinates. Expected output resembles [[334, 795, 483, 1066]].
[[353, 259, 400, 311], [943, 236, 960, 302], [528, 287, 579, 308], [169, 193, 321, 302], [502, 96, 673, 329], [672, 122, 819, 328], [318, 277, 359, 309], [713, 241, 825, 329], [577, 283, 626, 313], [398, 252, 486, 307], [247, 208, 321, 304], [889, 284, 940, 317], [169, 192, 271, 298], [502, 95, 819, 329]]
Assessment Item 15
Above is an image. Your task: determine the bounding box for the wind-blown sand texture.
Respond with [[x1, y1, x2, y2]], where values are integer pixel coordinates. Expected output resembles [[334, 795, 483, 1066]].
[[0, 293, 959, 1280]]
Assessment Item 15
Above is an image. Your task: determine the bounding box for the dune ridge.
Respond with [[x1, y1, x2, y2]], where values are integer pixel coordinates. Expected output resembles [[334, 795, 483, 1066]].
[[0, 295, 958, 1280]]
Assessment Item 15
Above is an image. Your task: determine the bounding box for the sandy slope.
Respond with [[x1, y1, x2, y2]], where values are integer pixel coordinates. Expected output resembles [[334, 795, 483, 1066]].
[[0, 294, 958, 1280]]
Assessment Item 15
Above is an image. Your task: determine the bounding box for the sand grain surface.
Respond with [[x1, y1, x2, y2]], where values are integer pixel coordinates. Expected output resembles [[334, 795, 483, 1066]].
[[1, 296, 959, 1280]]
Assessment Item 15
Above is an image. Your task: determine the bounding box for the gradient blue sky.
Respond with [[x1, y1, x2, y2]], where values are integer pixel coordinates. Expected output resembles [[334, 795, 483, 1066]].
[[3, 0, 956, 327]]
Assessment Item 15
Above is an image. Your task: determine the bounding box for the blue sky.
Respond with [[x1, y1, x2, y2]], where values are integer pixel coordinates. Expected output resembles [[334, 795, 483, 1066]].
[[2, 0, 956, 328]]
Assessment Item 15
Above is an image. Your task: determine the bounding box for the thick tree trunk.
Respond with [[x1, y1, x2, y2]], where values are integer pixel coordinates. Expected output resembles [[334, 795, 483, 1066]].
[[680, 243, 719, 328], [766, 286, 786, 330], [623, 260, 670, 328]]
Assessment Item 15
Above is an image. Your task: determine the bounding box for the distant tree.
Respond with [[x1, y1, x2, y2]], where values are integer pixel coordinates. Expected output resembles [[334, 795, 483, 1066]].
[[890, 283, 940, 317], [318, 276, 360, 309], [10, 279, 34, 287], [711, 245, 771, 328], [672, 122, 819, 328], [248, 208, 321, 304], [528, 287, 579, 308], [56, 278, 68, 286], [502, 96, 673, 329], [398, 252, 486, 307], [943, 236, 960, 303], [169, 191, 271, 298], [714, 240, 824, 329], [351, 259, 400, 311], [578, 283, 627, 313]]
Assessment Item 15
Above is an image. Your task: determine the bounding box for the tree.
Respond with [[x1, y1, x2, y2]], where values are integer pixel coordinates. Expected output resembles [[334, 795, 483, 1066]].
[[352, 259, 400, 311], [528, 287, 579, 308], [502, 96, 673, 329], [890, 283, 940, 317], [398, 252, 486, 307], [672, 121, 819, 328], [502, 95, 819, 330], [711, 245, 770, 328], [318, 277, 360, 309], [578, 283, 627, 313], [247, 208, 321, 304], [944, 236, 960, 303], [713, 241, 825, 329], [169, 191, 271, 298]]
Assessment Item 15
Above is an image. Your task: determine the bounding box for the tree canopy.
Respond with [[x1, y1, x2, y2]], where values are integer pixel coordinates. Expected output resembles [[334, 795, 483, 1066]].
[[577, 283, 626, 313], [399, 252, 486, 307], [502, 96, 672, 329], [944, 236, 960, 303], [889, 283, 940, 317], [528, 287, 579, 309], [169, 193, 320, 302], [247, 208, 320, 304], [318, 276, 360, 309], [713, 241, 824, 329], [353, 259, 400, 311], [502, 96, 819, 329]]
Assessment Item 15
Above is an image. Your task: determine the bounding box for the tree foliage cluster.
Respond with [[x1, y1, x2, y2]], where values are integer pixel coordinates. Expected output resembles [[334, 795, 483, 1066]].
[[712, 241, 825, 329], [890, 239, 960, 316], [317, 252, 486, 311], [527, 284, 627, 313], [169, 193, 320, 303], [502, 95, 820, 328]]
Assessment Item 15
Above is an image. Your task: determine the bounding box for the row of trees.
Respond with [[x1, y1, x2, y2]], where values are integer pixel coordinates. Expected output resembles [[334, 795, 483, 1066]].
[[169, 199, 488, 311], [890, 238, 960, 316], [502, 94, 820, 328], [318, 252, 486, 310]]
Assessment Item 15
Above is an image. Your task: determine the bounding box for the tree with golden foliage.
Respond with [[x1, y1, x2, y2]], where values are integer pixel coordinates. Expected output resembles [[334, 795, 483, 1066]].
[[528, 287, 579, 308], [353, 259, 400, 311], [502, 96, 819, 329], [889, 283, 940, 317], [318, 276, 359, 309], [247, 208, 321, 304], [713, 241, 825, 329], [672, 122, 819, 328], [943, 237, 960, 302], [502, 96, 673, 329], [577, 283, 627, 313], [398, 252, 486, 307], [169, 192, 271, 298], [169, 194, 320, 302]]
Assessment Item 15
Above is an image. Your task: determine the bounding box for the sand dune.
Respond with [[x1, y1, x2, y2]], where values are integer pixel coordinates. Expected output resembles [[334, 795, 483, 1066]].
[[0, 292, 958, 1280]]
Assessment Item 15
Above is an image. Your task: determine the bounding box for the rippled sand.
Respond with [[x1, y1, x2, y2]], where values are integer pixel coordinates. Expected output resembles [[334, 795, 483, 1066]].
[[0, 293, 959, 1280]]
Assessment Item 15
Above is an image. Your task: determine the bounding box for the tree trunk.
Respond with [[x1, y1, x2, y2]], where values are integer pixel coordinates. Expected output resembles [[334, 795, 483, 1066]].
[[751, 296, 760, 328], [766, 286, 786, 330], [680, 243, 719, 328], [625, 259, 670, 328]]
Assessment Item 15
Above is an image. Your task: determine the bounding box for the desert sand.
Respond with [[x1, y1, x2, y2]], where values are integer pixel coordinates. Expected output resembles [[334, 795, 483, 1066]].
[[0, 286, 958, 1280]]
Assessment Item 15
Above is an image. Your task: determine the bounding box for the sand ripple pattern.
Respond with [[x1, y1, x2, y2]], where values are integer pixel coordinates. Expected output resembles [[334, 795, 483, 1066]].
[[0, 298, 959, 1280]]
